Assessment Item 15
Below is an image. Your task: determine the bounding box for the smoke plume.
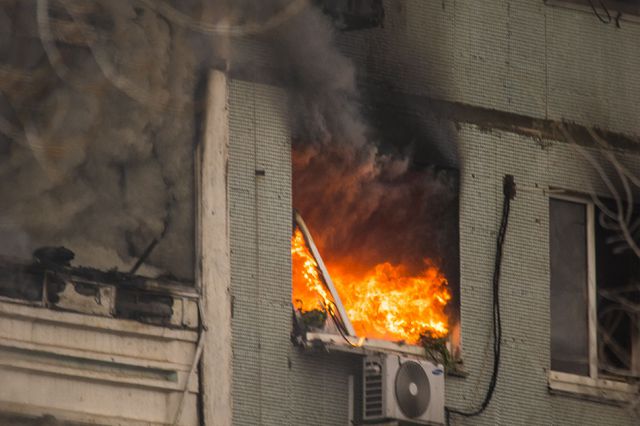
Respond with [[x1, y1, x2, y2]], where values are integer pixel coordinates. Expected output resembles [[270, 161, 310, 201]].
[[0, 0, 203, 279], [0, 0, 457, 284], [265, 3, 459, 276]]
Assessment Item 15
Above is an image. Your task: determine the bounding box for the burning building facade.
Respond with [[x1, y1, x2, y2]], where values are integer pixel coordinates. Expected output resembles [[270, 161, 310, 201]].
[[2, 0, 640, 425], [225, 1, 640, 424]]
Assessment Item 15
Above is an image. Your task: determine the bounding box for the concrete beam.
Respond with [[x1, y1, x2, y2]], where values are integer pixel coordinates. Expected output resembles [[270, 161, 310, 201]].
[[198, 69, 232, 426]]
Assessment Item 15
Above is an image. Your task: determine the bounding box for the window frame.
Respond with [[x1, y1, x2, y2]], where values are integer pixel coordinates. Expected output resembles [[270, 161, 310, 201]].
[[548, 193, 639, 402], [294, 210, 463, 363]]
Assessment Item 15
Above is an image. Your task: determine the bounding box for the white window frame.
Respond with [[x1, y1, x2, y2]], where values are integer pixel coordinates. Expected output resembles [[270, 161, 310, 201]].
[[548, 193, 639, 402]]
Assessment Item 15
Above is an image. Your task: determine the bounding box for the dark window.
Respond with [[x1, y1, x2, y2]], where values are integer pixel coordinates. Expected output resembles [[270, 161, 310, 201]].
[[595, 200, 640, 377], [550, 196, 640, 379]]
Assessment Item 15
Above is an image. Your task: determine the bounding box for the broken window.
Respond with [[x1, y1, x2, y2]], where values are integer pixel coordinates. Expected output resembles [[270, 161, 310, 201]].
[[291, 209, 453, 353], [291, 153, 460, 357], [288, 81, 460, 362], [550, 195, 640, 381]]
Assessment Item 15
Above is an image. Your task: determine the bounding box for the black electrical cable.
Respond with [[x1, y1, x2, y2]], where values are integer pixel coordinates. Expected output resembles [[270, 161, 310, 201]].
[[326, 301, 347, 334], [334, 312, 361, 348], [588, 0, 612, 24], [326, 301, 362, 348], [444, 175, 516, 426]]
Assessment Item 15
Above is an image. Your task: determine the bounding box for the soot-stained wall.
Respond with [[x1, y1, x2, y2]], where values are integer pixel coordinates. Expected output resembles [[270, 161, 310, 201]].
[[0, 1, 200, 280], [228, 78, 362, 426], [451, 124, 638, 426], [226, 1, 640, 423], [227, 76, 639, 426]]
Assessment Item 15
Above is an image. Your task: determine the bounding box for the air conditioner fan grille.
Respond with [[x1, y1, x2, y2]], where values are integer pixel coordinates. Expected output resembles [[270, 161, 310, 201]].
[[364, 361, 383, 418]]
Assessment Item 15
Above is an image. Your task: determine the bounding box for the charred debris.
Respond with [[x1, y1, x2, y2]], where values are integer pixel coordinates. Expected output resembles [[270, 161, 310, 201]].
[[0, 247, 198, 329]]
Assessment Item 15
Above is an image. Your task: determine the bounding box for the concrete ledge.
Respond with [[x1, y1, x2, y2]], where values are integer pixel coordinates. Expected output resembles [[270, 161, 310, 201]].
[[549, 371, 639, 404]]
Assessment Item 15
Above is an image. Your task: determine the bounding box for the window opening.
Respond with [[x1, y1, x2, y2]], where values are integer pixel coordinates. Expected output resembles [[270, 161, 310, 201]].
[[291, 206, 453, 350], [549, 195, 640, 383], [289, 98, 460, 361], [595, 198, 640, 378]]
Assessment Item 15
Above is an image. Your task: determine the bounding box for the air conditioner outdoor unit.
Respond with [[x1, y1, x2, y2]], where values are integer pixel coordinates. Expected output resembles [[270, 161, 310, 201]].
[[363, 354, 445, 425]]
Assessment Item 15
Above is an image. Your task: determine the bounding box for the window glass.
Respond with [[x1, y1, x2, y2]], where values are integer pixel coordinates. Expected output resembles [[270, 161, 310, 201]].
[[550, 198, 590, 376], [595, 203, 640, 376]]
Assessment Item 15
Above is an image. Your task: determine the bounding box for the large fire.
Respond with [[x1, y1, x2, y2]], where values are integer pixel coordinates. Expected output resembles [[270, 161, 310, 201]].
[[291, 228, 335, 313], [291, 226, 450, 344]]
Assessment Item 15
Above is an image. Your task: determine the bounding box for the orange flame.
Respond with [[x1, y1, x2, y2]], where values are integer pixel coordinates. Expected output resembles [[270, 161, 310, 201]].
[[291, 227, 450, 344], [331, 262, 450, 343], [291, 228, 335, 312]]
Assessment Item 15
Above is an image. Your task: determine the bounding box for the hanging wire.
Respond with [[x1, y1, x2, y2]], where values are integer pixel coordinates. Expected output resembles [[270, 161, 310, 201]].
[[445, 175, 516, 425], [588, 0, 613, 24]]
